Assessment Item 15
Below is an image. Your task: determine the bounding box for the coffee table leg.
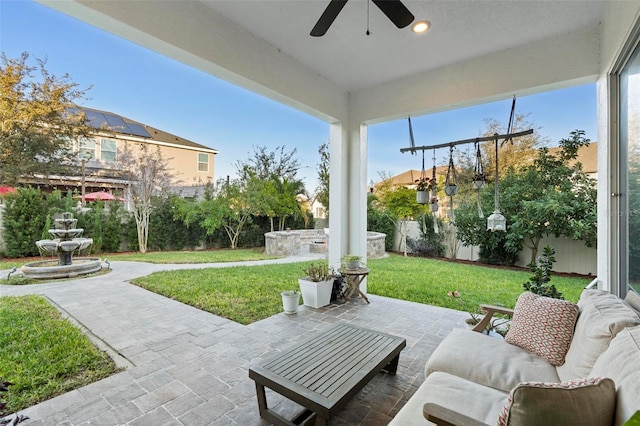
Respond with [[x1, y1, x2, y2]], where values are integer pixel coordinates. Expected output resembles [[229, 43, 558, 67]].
[[255, 382, 268, 416], [383, 353, 400, 374]]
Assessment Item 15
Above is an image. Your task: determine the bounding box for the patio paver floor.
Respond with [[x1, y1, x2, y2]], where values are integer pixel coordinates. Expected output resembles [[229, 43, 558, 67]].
[[0, 257, 468, 425]]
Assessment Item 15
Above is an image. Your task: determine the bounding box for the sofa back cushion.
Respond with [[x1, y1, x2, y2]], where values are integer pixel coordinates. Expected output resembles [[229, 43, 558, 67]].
[[557, 289, 640, 382], [496, 377, 616, 426], [504, 292, 579, 366], [590, 325, 640, 426]]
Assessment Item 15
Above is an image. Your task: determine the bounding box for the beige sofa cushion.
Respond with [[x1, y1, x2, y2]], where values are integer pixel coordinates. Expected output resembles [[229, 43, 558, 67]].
[[496, 377, 616, 426], [504, 292, 579, 366], [426, 329, 560, 392], [388, 372, 507, 426], [557, 289, 640, 381], [590, 325, 640, 426]]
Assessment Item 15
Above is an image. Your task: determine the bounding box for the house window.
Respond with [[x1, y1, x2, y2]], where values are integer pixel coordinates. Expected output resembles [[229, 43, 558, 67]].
[[619, 34, 640, 295], [100, 139, 117, 163], [78, 137, 96, 160], [198, 153, 209, 172]]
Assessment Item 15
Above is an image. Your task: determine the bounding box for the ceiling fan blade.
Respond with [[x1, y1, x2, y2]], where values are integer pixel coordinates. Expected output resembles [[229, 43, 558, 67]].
[[311, 0, 349, 37], [372, 0, 414, 28]]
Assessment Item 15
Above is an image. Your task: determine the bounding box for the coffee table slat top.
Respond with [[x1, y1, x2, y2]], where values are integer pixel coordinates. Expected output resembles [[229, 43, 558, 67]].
[[249, 323, 406, 417]]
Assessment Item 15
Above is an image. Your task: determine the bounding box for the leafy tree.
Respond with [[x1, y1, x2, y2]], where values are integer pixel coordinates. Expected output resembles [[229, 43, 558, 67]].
[[455, 130, 596, 265], [500, 130, 596, 262], [0, 53, 90, 186], [175, 179, 255, 249], [116, 143, 175, 253], [235, 145, 301, 181], [377, 185, 428, 256], [235, 145, 306, 231], [481, 113, 547, 177], [1, 188, 65, 257], [316, 141, 330, 217], [367, 194, 395, 251]]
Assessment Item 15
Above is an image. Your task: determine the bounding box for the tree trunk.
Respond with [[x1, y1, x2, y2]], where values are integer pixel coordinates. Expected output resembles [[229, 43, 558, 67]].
[[529, 237, 541, 264]]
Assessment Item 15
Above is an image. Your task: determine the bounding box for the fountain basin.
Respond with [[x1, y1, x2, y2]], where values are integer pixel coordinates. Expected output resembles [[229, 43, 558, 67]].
[[49, 228, 84, 239], [21, 258, 102, 279]]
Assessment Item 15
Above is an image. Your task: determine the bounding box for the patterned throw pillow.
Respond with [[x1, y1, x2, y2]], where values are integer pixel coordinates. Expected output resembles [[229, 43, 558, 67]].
[[496, 377, 616, 426], [504, 292, 579, 365]]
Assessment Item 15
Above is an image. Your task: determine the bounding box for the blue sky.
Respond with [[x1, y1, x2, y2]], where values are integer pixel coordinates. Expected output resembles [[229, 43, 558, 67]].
[[1, 1, 597, 192]]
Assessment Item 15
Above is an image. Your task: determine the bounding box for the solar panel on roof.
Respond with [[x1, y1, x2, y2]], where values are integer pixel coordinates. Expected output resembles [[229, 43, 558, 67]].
[[125, 123, 151, 138], [104, 113, 128, 132]]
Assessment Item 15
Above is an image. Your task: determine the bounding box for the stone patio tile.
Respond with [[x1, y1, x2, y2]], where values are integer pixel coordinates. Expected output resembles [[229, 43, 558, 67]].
[[102, 381, 147, 407], [132, 380, 190, 412], [136, 370, 176, 393], [84, 402, 144, 425], [129, 406, 181, 426], [164, 391, 206, 417], [20, 390, 86, 421], [65, 397, 113, 424], [177, 396, 236, 426]]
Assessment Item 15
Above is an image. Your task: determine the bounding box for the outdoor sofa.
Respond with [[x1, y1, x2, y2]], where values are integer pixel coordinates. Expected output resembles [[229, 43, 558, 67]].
[[390, 289, 640, 425]]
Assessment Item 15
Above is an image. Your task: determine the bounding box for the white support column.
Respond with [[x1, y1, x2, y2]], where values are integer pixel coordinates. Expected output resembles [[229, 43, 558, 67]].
[[328, 121, 348, 270], [327, 120, 369, 285]]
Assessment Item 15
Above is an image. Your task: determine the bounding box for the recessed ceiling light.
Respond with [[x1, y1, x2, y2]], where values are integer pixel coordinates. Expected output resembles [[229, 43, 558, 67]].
[[412, 20, 430, 34]]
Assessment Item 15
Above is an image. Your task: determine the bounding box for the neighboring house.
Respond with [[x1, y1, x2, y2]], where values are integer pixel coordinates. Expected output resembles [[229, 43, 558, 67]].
[[549, 141, 598, 179], [21, 107, 218, 197]]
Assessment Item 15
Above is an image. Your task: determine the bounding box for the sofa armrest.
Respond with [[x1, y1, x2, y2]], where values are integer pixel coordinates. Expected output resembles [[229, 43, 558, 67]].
[[471, 304, 514, 333], [423, 403, 490, 426]]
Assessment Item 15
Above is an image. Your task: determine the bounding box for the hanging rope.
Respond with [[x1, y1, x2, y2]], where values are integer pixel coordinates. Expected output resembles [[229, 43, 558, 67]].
[[408, 116, 416, 154], [503, 95, 517, 146], [431, 149, 439, 233], [474, 141, 485, 218]]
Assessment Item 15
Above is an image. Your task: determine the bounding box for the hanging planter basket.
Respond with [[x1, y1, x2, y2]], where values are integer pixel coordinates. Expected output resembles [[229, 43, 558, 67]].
[[472, 178, 485, 190], [444, 184, 458, 196]]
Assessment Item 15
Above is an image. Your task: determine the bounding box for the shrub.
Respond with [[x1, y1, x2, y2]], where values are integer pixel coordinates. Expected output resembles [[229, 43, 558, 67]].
[[523, 245, 563, 299]]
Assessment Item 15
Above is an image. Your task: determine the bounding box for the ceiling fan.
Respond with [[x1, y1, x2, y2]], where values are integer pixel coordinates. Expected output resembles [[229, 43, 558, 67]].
[[311, 0, 415, 37]]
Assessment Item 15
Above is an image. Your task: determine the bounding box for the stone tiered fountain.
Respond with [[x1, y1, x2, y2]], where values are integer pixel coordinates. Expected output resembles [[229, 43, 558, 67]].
[[21, 212, 102, 279]]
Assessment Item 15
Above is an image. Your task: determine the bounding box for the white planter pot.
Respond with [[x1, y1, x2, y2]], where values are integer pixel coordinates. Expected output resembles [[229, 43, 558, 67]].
[[298, 278, 334, 308], [281, 291, 300, 314], [444, 184, 458, 196], [472, 180, 485, 190], [416, 190, 429, 204]]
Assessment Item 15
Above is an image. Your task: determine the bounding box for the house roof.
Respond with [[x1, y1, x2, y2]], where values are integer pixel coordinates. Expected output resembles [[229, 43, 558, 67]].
[[376, 167, 449, 188], [80, 107, 218, 154]]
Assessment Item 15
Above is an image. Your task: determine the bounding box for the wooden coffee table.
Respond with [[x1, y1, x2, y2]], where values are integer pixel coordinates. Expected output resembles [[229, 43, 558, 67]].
[[249, 323, 406, 425]]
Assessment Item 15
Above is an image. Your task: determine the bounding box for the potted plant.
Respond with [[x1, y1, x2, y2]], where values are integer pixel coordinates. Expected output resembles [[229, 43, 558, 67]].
[[446, 290, 508, 337], [281, 290, 300, 314], [298, 262, 336, 308], [415, 178, 430, 204], [341, 254, 361, 270]]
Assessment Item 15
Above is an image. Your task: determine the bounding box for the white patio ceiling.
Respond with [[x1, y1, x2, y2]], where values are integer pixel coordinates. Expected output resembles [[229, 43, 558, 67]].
[[41, 0, 608, 123]]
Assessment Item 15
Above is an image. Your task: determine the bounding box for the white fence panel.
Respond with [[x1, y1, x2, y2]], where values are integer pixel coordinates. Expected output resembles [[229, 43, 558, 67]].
[[392, 221, 596, 276]]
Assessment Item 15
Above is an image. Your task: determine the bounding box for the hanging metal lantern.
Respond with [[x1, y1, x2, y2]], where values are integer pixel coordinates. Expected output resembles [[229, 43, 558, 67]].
[[487, 134, 506, 232]]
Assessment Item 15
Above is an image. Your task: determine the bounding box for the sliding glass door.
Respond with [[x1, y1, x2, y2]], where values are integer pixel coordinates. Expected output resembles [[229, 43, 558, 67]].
[[620, 42, 640, 295]]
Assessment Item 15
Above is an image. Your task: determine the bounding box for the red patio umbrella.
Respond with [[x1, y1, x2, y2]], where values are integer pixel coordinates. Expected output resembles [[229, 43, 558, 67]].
[[82, 191, 124, 201], [0, 186, 16, 195]]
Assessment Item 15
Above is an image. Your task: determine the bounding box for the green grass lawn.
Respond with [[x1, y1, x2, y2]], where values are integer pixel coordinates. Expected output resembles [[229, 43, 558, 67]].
[[132, 254, 591, 325], [0, 248, 278, 271], [0, 295, 121, 415], [101, 248, 279, 264]]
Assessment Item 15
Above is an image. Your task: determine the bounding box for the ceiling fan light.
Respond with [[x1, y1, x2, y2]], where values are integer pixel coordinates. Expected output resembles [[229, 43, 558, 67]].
[[412, 20, 430, 33]]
